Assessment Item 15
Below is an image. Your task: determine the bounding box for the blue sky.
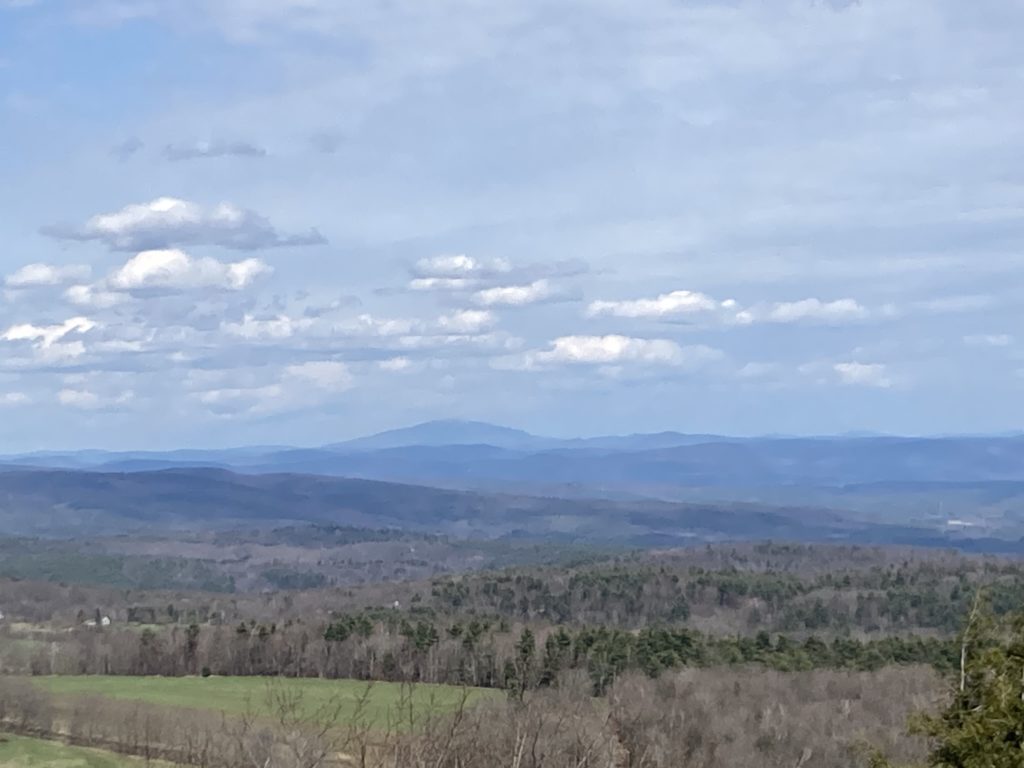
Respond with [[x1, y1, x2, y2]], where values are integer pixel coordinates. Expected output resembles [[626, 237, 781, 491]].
[[0, 0, 1022, 449]]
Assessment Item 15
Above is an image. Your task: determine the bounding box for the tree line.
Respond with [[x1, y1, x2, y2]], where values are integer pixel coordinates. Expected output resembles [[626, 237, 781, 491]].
[[22, 612, 961, 696]]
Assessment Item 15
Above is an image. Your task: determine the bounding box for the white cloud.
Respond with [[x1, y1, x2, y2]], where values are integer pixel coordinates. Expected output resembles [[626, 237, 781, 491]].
[[407, 255, 515, 291], [473, 279, 552, 307], [192, 361, 353, 416], [413, 254, 510, 278], [588, 290, 869, 326], [45, 197, 324, 251], [409, 277, 477, 291], [834, 362, 893, 389], [196, 384, 284, 411], [964, 333, 1012, 347], [734, 298, 869, 325], [284, 360, 353, 391], [435, 309, 495, 334], [341, 314, 420, 337], [410, 257, 585, 294], [2, 317, 96, 348], [0, 392, 29, 407], [506, 334, 722, 369], [64, 284, 129, 309], [587, 290, 725, 318], [379, 356, 412, 372], [332, 310, 497, 340], [398, 332, 521, 352], [223, 313, 312, 339], [109, 249, 270, 291], [5, 263, 90, 288], [57, 388, 133, 410], [762, 298, 869, 324]]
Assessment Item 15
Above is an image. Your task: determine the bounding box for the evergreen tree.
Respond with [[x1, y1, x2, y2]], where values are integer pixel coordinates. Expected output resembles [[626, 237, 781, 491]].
[[875, 596, 1024, 767]]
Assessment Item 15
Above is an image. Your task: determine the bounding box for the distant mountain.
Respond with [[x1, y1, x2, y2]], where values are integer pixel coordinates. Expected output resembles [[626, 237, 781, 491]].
[[7, 425, 1024, 530], [328, 419, 558, 451], [0, 466, 1005, 551]]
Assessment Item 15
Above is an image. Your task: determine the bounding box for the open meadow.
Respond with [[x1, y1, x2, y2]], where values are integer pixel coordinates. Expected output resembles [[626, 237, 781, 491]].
[[0, 735, 166, 767], [31, 675, 499, 728]]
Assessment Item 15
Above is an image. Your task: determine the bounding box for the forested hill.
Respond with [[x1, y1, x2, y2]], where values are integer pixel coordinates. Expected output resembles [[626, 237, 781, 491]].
[[0, 466, 1015, 554], [8, 423, 1024, 488]]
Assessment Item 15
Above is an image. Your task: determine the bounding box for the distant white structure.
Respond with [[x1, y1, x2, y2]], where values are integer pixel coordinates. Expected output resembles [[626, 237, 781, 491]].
[[392, 600, 401, 609], [84, 616, 112, 627]]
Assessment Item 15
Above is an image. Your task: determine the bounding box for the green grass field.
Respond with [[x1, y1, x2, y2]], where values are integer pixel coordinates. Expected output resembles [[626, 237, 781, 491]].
[[0, 735, 165, 767], [32, 675, 498, 728]]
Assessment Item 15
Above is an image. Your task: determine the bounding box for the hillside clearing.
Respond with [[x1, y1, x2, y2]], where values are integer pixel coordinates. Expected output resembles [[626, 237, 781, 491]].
[[0, 735, 165, 767], [32, 675, 497, 728]]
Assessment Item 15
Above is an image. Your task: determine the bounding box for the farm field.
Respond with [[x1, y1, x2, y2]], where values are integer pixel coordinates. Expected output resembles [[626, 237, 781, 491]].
[[31, 675, 498, 728], [0, 735, 164, 767]]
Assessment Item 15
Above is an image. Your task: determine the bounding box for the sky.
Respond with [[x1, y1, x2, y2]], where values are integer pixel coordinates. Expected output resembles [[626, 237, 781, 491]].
[[0, 0, 1022, 449]]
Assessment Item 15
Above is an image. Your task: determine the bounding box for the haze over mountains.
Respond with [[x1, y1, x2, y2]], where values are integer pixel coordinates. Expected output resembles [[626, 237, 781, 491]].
[[2, 420, 1024, 550], [6, 418, 1024, 487]]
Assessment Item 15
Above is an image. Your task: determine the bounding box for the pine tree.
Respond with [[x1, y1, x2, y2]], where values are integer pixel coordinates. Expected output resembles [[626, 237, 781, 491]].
[[874, 594, 1024, 767]]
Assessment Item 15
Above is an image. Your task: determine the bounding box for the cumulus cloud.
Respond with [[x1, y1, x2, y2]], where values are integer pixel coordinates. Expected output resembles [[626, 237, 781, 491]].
[[834, 362, 893, 389], [2, 317, 96, 348], [742, 298, 870, 325], [191, 360, 354, 416], [473, 279, 553, 307], [163, 139, 267, 161], [587, 290, 728, 319], [407, 255, 513, 291], [44, 197, 325, 251], [5, 263, 90, 288], [398, 332, 521, 352], [409, 277, 477, 291], [435, 309, 495, 334], [0, 317, 97, 366], [409, 257, 587, 295], [538, 335, 690, 365], [64, 284, 129, 309], [587, 289, 873, 326], [222, 313, 312, 339], [329, 310, 499, 340], [340, 314, 420, 337], [500, 335, 723, 370], [195, 384, 283, 413], [109, 249, 270, 291], [413, 254, 510, 278]]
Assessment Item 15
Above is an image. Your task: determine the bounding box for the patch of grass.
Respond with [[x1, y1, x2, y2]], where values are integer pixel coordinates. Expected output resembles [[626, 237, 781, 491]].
[[0, 735, 160, 767], [33, 675, 498, 729]]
